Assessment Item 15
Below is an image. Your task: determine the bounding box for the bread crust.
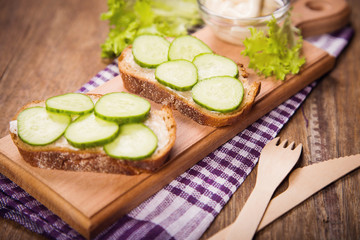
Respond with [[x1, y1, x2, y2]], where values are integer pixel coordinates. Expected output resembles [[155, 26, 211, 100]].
[[10, 94, 176, 175], [118, 46, 261, 127]]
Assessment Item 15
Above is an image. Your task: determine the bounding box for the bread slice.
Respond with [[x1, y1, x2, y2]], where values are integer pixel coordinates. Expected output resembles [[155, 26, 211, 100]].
[[118, 46, 261, 127], [9, 94, 177, 175]]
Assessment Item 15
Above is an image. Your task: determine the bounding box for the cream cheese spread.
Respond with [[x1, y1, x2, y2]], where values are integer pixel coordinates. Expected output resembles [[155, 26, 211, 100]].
[[144, 113, 169, 151]]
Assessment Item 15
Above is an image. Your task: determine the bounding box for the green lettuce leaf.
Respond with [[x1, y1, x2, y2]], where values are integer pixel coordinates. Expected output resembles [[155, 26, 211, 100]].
[[100, 0, 202, 59], [241, 13, 306, 80]]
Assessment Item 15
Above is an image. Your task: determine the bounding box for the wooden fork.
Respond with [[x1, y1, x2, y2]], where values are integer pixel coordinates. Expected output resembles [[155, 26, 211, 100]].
[[209, 137, 302, 240]]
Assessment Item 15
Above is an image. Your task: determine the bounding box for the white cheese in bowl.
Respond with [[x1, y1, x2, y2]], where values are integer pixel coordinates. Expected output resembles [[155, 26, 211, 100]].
[[204, 0, 283, 18], [199, 0, 289, 44]]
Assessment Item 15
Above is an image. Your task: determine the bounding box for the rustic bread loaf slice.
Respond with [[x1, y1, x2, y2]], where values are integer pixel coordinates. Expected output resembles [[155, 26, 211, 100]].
[[9, 94, 177, 175], [118, 46, 261, 127]]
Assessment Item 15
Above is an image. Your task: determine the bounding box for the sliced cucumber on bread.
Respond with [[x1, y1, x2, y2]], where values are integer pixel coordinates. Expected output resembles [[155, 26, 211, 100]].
[[192, 76, 244, 113], [118, 34, 261, 127], [94, 92, 151, 124], [168, 35, 212, 61], [132, 35, 170, 68], [46, 93, 94, 115], [192, 76, 244, 112], [10, 93, 177, 175], [104, 123, 158, 160], [17, 107, 71, 146], [193, 53, 239, 80], [155, 60, 198, 91], [65, 113, 119, 148]]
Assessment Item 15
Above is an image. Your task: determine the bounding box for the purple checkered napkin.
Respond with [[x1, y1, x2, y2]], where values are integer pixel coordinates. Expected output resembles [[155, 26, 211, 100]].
[[0, 26, 353, 240]]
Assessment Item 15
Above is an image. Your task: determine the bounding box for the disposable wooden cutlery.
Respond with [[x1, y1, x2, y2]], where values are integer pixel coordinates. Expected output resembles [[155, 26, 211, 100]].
[[210, 137, 302, 240]]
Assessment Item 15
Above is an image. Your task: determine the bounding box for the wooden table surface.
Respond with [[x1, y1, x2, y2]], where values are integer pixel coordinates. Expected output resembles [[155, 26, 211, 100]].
[[0, 0, 359, 239]]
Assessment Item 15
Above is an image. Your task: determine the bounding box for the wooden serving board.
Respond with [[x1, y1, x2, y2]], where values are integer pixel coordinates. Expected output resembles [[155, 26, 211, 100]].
[[0, 0, 350, 239]]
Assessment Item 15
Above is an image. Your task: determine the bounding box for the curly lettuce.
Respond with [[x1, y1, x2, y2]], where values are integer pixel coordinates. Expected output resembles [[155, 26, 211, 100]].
[[241, 13, 306, 80], [100, 0, 202, 59]]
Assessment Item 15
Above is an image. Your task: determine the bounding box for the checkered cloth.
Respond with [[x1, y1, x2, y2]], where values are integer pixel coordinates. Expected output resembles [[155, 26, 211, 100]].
[[0, 26, 353, 240]]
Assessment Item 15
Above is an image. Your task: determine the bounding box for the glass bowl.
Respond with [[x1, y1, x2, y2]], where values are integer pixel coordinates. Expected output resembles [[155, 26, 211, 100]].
[[197, 0, 291, 45]]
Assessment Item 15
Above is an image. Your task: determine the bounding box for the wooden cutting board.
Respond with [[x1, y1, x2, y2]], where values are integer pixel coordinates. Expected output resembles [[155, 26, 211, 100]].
[[0, 0, 350, 239]]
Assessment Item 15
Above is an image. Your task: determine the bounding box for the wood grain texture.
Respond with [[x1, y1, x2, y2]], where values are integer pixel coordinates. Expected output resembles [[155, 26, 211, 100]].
[[292, 0, 351, 37], [0, 0, 358, 240]]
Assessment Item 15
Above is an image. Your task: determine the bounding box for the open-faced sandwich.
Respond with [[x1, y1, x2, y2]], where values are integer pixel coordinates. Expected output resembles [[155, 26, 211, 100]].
[[118, 35, 261, 127], [9, 92, 176, 175]]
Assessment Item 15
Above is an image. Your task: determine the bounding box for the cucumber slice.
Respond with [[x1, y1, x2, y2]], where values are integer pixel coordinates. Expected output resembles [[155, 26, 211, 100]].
[[94, 92, 151, 124], [132, 35, 170, 68], [104, 123, 158, 160], [64, 113, 119, 148], [192, 76, 244, 113], [17, 107, 71, 146], [155, 60, 198, 91], [193, 53, 239, 80], [46, 93, 94, 115], [168, 36, 212, 62]]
